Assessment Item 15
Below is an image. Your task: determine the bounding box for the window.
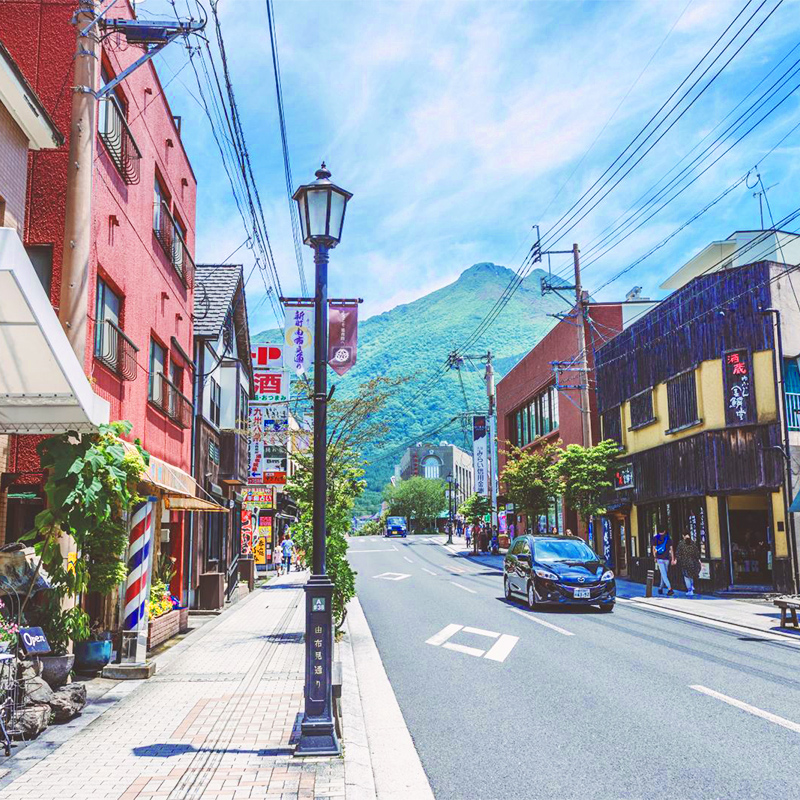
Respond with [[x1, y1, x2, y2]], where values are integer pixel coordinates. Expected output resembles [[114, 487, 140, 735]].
[[239, 386, 249, 430], [94, 278, 121, 360], [422, 455, 440, 479], [629, 388, 655, 429], [25, 244, 53, 295], [602, 406, 622, 445], [666, 369, 699, 432], [153, 176, 167, 237], [149, 339, 166, 406], [512, 384, 559, 447], [210, 378, 221, 427]]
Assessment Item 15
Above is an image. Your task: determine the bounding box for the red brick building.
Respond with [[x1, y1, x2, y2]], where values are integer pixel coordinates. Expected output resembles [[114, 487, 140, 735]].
[[0, 2, 200, 601], [497, 303, 630, 542]]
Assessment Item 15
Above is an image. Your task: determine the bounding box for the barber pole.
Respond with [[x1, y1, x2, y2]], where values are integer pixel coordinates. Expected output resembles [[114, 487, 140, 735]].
[[121, 498, 155, 664]]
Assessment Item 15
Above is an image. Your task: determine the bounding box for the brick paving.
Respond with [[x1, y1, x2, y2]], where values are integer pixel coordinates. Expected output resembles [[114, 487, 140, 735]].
[[0, 572, 345, 800]]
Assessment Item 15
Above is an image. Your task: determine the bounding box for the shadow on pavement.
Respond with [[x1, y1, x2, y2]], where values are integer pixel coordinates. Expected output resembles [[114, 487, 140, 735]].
[[132, 743, 294, 758]]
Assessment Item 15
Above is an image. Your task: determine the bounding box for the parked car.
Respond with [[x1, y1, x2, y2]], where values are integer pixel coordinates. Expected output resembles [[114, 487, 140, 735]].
[[385, 516, 408, 537], [504, 535, 615, 612]]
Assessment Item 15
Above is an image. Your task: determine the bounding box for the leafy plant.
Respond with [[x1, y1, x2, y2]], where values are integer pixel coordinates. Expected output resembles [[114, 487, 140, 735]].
[[500, 441, 563, 522], [557, 440, 619, 526], [382, 477, 446, 531], [458, 493, 493, 522], [147, 581, 174, 620]]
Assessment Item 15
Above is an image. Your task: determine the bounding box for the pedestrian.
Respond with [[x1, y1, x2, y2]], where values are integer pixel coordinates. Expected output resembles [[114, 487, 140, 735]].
[[272, 541, 283, 576], [651, 528, 675, 596], [281, 532, 295, 574], [465, 523, 472, 548], [676, 532, 701, 597]]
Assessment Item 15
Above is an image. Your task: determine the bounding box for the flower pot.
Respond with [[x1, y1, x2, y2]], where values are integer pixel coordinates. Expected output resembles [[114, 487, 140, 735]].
[[74, 640, 112, 674], [35, 654, 75, 688]]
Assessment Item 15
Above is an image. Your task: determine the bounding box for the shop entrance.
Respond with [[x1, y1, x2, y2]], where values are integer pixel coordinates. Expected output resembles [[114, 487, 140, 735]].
[[612, 516, 629, 577], [728, 500, 772, 586]]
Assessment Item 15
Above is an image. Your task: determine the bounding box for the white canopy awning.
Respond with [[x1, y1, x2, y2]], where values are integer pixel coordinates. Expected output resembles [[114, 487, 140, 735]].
[[0, 228, 110, 434]]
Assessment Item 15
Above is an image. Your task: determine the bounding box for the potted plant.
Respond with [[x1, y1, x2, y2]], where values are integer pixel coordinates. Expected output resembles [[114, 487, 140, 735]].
[[74, 625, 113, 675]]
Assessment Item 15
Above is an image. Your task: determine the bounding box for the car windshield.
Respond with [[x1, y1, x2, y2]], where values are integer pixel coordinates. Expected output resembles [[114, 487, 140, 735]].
[[387, 517, 404, 526], [534, 539, 598, 563]]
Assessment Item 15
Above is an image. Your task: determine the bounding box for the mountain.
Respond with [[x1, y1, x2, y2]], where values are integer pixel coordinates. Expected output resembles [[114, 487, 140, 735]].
[[254, 263, 568, 511]]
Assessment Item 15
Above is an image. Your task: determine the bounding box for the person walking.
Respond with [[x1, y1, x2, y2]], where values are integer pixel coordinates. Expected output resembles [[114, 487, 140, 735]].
[[272, 540, 283, 576], [651, 528, 675, 596], [676, 532, 702, 597], [281, 533, 295, 574], [465, 523, 472, 549]]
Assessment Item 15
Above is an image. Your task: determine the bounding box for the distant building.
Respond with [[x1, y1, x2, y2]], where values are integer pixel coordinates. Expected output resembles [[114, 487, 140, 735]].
[[398, 441, 473, 508]]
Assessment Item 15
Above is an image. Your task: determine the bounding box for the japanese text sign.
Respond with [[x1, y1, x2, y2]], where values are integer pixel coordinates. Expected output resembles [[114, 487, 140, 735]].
[[328, 304, 358, 376], [723, 349, 755, 426], [284, 306, 314, 376], [253, 370, 290, 403]]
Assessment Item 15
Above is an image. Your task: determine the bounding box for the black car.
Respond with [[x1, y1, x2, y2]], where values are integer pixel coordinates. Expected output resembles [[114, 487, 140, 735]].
[[504, 535, 615, 612]]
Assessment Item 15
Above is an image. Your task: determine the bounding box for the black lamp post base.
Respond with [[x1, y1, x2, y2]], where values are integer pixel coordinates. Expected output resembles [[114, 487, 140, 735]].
[[295, 720, 341, 756]]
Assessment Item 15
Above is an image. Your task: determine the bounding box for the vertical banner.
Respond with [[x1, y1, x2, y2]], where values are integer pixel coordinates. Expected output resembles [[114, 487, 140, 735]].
[[284, 306, 314, 376], [473, 415, 488, 496], [328, 303, 358, 376], [241, 507, 254, 556], [723, 349, 755, 425]]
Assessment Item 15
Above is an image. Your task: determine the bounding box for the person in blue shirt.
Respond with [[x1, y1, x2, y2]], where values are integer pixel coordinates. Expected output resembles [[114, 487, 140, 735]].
[[281, 533, 295, 574], [651, 529, 675, 596]]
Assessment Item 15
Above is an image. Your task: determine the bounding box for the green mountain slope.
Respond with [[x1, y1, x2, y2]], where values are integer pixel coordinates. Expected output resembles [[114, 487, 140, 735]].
[[254, 262, 568, 509]]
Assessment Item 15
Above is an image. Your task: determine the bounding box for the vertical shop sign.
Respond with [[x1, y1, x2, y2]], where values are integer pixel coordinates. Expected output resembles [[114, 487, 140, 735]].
[[241, 507, 254, 556], [327, 303, 358, 376], [723, 349, 755, 425], [284, 306, 314, 376], [473, 415, 488, 496], [601, 517, 613, 568]]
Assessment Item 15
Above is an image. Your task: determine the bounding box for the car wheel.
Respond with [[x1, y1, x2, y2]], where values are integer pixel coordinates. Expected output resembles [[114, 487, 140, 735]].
[[599, 603, 614, 613], [504, 576, 512, 600], [527, 581, 537, 610]]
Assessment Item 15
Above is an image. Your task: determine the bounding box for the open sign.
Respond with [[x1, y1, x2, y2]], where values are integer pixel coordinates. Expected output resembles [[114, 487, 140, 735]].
[[19, 627, 51, 656]]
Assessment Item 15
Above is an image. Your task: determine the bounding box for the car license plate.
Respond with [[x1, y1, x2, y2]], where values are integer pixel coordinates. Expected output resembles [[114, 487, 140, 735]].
[[574, 587, 591, 599]]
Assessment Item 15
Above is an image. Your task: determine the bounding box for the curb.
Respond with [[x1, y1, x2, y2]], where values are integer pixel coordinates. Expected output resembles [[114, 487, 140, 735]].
[[622, 597, 800, 642], [345, 597, 434, 800]]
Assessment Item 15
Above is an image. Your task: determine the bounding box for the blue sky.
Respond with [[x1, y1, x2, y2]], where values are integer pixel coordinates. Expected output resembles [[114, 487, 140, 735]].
[[143, 0, 800, 334]]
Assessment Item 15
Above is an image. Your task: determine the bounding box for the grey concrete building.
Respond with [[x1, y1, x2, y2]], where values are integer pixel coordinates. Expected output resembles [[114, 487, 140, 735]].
[[398, 441, 474, 508]]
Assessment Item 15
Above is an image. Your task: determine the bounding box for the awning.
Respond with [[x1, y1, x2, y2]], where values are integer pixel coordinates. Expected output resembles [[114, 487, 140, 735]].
[[0, 229, 110, 434], [164, 495, 228, 513]]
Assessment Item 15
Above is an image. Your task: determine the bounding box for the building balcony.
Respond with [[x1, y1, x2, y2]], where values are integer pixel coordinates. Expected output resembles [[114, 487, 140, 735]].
[[98, 95, 141, 185], [95, 319, 139, 381], [151, 373, 193, 429], [787, 392, 800, 432], [219, 429, 248, 484], [154, 201, 195, 289]]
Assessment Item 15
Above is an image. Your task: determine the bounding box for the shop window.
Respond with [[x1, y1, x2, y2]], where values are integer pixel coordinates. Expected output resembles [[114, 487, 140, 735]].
[[666, 369, 699, 432], [602, 406, 622, 446], [210, 378, 221, 427]]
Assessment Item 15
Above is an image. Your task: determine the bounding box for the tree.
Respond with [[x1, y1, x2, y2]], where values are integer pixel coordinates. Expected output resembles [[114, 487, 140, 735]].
[[557, 439, 619, 527], [500, 442, 563, 523], [285, 446, 366, 629], [383, 477, 446, 531], [458, 493, 492, 523]]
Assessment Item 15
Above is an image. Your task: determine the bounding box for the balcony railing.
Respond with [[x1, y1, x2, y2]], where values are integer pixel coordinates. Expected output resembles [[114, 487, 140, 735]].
[[154, 200, 195, 289], [151, 372, 193, 429], [98, 95, 141, 185], [787, 391, 800, 431], [95, 319, 139, 381]]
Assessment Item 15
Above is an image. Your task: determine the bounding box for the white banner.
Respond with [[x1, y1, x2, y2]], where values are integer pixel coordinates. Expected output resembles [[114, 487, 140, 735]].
[[284, 306, 314, 375], [473, 415, 488, 497], [252, 370, 290, 403]]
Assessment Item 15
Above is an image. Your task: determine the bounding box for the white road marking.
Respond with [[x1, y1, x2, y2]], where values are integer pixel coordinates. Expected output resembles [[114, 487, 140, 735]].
[[463, 626, 499, 639], [443, 642, 485, 657], [484, 634, 520, 663], [422, 568, 438, 576], [426, 624, 463, 646], [403, 556, 413, 563], [508, 607, 575, 636], [690, 685, 800, 734], [450, 582, 477, 594], [448, 565, 466, 573], [373, 572, 412, 581], [350, 548, 399, 554]]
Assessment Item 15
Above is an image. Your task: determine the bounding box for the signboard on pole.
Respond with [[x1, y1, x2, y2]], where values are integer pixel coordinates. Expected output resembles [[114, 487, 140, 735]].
[[243, 487, 274, 510], [284, 306, 314, 375], [253, 370, 290, 403], [328, 303, 358, 376], [251, 344, 284, 371], [473, 415, 488, 496]]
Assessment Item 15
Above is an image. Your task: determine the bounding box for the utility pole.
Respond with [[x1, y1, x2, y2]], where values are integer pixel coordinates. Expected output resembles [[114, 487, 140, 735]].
[[573, 244, 593, 449], [485, 352, 499, 552], [59, 0, 99, 363]]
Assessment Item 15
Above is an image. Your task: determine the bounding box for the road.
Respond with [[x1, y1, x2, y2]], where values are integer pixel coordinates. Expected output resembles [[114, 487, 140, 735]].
[[350, 533, 800, 800]]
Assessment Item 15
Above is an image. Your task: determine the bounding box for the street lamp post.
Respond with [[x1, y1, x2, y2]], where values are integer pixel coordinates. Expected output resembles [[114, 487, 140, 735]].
[[447, 474, 454, 544], [292, 164, 352, 757]]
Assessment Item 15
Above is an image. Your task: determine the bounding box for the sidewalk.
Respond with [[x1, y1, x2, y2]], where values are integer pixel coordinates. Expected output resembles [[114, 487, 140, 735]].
[[0, 571, 346, 800], [450, 541, 800, 642]]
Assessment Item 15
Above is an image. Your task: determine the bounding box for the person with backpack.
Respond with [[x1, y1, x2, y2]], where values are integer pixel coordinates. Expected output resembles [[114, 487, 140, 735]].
[[651, 528, 675, 596]]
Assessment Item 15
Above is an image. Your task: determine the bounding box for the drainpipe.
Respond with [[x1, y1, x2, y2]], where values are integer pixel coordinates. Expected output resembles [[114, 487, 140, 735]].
[[761, 307, 798, 594]]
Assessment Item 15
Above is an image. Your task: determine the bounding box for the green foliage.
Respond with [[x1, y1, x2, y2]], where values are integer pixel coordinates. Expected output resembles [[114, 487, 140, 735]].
[[355, 518, 383, 536], [254, 263, 568, 498], [22, 421, 148, 649], [557, 440, 619, 524], [383, 477, 446, 529], [27, 593, 90, 657], [500, 442, 563, 520], [457, 493, 493, 522], [285, 447, 366, 629]]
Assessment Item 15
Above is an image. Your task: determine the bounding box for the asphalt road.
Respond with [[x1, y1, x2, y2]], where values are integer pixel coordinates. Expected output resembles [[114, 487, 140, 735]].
[[350, 534, 800, 800]]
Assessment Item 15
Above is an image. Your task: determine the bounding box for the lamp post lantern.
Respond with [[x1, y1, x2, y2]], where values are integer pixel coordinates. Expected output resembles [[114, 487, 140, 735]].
[[292, 163, 352, 757]]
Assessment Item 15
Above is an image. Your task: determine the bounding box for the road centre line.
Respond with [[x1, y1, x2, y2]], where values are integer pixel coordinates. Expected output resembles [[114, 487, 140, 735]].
[[426, 624, 463, 646], [404, 556, 413, 563], [508, 607, 575, 636], [422, 568, 437, 576], [450, 582, 477, 594], [690, 685, 800, 734]]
